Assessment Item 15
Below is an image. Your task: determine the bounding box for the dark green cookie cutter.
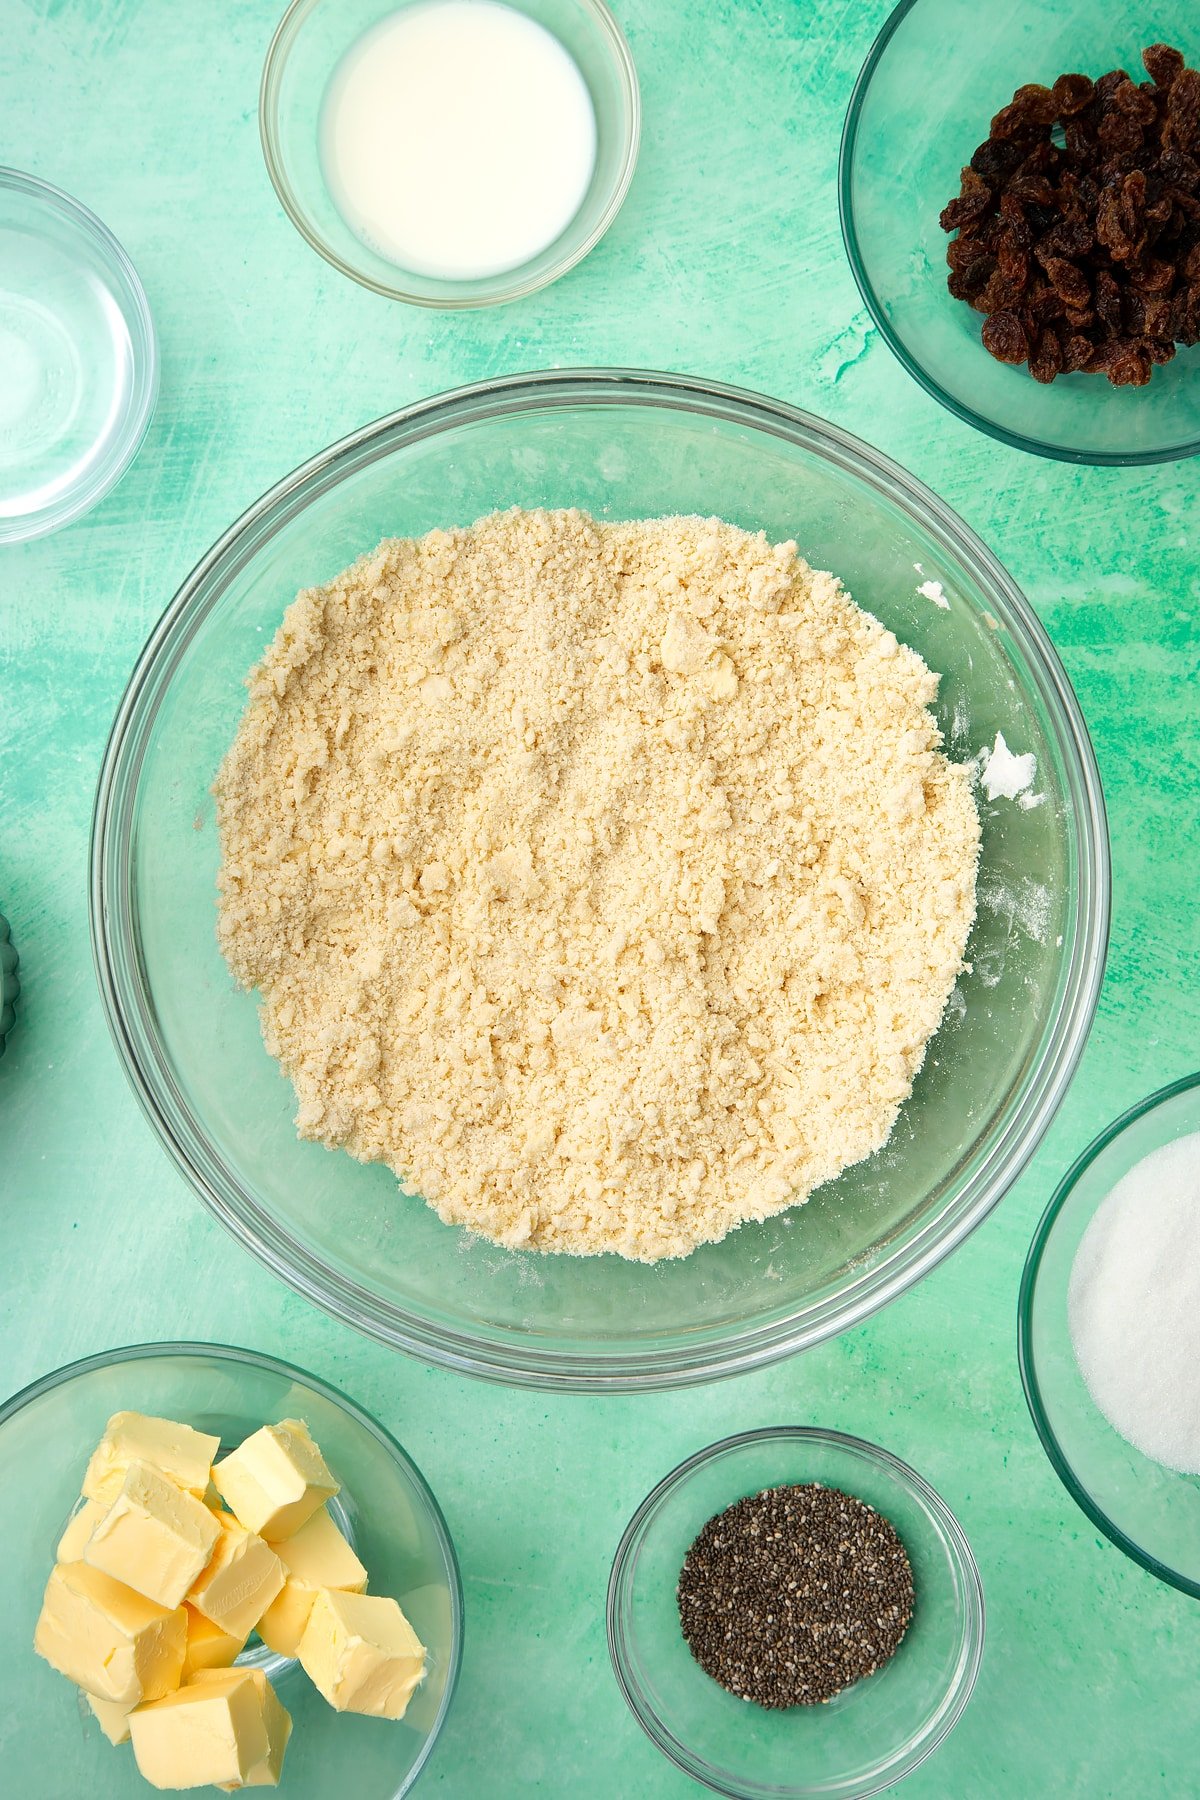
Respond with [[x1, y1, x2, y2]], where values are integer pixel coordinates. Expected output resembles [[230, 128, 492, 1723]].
[[0, 910, 19, 1058]]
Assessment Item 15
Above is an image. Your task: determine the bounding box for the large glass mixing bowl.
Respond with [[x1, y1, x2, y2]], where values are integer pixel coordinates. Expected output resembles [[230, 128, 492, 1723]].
[[90, 371, 1109, 1390]]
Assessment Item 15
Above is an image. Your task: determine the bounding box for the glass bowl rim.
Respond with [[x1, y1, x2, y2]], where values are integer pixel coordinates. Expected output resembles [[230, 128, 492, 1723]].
[[837, 0, 1200, 469], [258, 0, 641, 309], [1017, 1067, 1200, 1598], [605, 1425, 986, 1800], [0, 164, 159, 542], [89, 365, 1110, 1392], [0, 1337, 465, 1794]]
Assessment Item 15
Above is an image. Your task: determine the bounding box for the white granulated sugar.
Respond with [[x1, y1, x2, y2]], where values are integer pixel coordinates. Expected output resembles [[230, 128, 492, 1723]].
[[979, 731, 1036, 802], [1068, 1131, 1200, 1473], [917, 579, 950, 610], [215, 510, 979, 1262]]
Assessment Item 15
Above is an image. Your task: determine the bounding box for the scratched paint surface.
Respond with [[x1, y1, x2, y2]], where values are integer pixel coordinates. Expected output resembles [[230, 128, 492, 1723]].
[[2, 2, 1199, 1795]]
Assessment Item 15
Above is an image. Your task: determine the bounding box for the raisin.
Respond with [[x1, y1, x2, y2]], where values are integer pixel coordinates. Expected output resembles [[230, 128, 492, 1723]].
[[1160, 148, 1200, 186], [1144, 44, 1185, 90], [981, 309, 1029, 363], [1121, 290, 1148, 334], [1039, 217, 1095, 257], [1037, 253, 1091, 307], [1052, 72, 1095, 116], [1028, 327, 1064, 382], [940, 182, 992, 232], [1105, 341, 1153, 385], [1112, 78, 1159, 127], [1096, 172, 1148, 261], [970, 138, 1027, 185], [1130, 255, 1174, 292], [1008, 174, 1056, 206], [1095, 267, 1123, 328], [1166, 68, 1200, 148], [1029, 286, 1066, 323], [978, 269, 1025, 313], [997, 240, 1030, 288], [1062, 333, 1094, 371], [1095, 69, 1132, 104], [941, 44, 1200, 384], [1097, 111, 1145, 157], [991, 97, 1047, 140]]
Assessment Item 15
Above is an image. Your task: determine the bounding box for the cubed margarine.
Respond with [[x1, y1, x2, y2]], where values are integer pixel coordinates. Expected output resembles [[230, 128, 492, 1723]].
[[83, 1412, 220, 1507], [187, 1512, 285, 1640], [129, 1667, 291, 1792], [56, 1497, 107, 1563], [298, 1589, 426, 1720], [86, 1689, 136, 1745], [35, 1561, 186, 1705], [181, 1602, 246, 1678], [196, 1669, 292, 1792], [84, 1460, 221, 1609], [214, 1419, 338, 1540], [257, 1505, 368, 1657]]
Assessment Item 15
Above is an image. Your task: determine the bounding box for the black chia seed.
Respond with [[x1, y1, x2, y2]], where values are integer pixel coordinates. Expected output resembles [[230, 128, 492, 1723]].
[[676, 1483, 915, 1708]]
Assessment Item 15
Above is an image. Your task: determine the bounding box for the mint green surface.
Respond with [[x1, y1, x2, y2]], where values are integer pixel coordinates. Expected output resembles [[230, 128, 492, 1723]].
[[2, 3, 1198, 1796]]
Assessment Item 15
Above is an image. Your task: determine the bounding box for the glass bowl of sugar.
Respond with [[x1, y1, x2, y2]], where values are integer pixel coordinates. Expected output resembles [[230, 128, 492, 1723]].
[[1019, 1070, 1200, 1595], [260, 0, 639, 306]]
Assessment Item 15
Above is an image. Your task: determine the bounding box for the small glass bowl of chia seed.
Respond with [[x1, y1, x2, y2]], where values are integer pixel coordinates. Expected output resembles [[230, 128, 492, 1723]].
[[607, 1428, 983, 1799]]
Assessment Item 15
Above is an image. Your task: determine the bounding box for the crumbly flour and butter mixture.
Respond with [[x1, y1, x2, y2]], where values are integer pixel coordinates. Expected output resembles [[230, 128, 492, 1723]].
[[215, 510, 979, 1261]]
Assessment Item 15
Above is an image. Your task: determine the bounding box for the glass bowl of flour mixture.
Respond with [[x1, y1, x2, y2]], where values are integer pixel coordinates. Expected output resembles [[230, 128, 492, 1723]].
[[91, 370, 1109, 1390], [1019, 1072, 1200, 1595]]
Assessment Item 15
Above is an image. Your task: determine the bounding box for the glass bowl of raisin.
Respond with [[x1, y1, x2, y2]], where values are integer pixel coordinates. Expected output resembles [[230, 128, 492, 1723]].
[[840, 1, 1200, 463]]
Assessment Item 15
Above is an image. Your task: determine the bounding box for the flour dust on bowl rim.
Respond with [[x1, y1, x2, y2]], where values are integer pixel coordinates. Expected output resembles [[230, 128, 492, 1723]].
[[0, 1340, 462, 1798], [90, 369, 1109, 1391]]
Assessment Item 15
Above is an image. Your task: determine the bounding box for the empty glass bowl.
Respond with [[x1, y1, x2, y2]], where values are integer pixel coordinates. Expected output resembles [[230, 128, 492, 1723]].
[[0, 168, 157, 540], [840, 0, 1200, 464], [260, 0, 639, 306], [0, 1341, 462, 1797], [1019, 1071, 1200, 1595], [91, 370, 1108, 1391], [607, 1428, 984, 1799]]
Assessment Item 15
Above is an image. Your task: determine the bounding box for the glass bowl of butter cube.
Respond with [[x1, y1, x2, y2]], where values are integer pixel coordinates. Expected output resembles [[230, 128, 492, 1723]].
[[0, 1341, 462, 1795]]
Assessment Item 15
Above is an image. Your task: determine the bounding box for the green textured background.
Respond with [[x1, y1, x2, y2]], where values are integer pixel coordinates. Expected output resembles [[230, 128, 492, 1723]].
[[3, 1, 1199, 1794]]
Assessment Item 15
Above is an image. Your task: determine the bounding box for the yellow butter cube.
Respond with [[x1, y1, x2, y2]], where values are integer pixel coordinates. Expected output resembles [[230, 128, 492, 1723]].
[[258, 1506, 367, 1657], [83, 1412, 219, 1507], [192, 1669, 293, 1791], [34, 1561, 186, 1705], [188, 1513, 285, 1641], [181, 1603, 246, 1677], [298, 1589, 426, 1720], [86, 1690, 136, 1745], [214, 1419, 337, 1540], [129, 1667, 291, 1792], [57, 1497, 107, 1563], [271, 1504, 367, 1584], [84, 1461, 221, 1609], [256, 1581, 315, 1659]]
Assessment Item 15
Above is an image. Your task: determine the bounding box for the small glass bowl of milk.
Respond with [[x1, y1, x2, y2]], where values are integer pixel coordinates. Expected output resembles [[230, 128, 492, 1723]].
[[261, 0, 639, 307]]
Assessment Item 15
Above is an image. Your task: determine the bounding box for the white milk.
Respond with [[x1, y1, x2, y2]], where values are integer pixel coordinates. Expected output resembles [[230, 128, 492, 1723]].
[[320, 0, 598, 280]]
